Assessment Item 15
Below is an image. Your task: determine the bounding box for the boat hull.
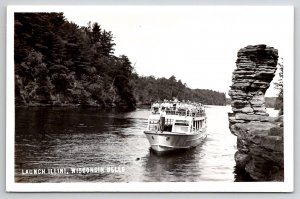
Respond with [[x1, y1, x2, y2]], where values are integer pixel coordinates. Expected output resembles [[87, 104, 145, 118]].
[[144, 130, 207, 153]]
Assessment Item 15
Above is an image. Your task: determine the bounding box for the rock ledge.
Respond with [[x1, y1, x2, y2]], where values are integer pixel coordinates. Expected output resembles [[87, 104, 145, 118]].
[[228, 45, 283, 181]]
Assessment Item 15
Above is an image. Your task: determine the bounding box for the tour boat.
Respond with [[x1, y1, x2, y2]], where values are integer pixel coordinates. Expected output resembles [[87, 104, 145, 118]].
[[144, 100, 207, 153]]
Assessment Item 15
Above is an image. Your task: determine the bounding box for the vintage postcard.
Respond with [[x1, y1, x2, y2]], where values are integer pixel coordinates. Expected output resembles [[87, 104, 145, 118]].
[[6, 6, 294, 192]]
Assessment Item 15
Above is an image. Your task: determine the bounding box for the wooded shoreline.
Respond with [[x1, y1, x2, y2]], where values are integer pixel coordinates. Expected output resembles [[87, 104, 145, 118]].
[[14, 13, 226, 110]]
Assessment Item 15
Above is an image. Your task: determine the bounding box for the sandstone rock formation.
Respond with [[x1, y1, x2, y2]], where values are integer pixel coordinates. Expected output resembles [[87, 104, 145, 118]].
[[228, 45, 284, 181]]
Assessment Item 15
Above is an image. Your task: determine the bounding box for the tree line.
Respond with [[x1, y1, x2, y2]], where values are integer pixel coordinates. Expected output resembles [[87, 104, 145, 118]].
[[133, 75, 226, 105], [14, 12, 226, 110]]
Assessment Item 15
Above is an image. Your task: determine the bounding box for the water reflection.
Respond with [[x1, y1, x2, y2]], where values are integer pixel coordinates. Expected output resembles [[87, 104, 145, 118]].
[[15, 106, 239, 182], [143, 145, 205, 182]]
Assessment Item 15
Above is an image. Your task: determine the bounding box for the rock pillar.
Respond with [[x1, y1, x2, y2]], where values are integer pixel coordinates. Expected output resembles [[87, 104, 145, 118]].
[[228, 44, 284, 181]]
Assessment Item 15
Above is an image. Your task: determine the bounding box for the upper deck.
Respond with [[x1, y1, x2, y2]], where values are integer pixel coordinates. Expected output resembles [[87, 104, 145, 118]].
[[150, 100, 206, 118]]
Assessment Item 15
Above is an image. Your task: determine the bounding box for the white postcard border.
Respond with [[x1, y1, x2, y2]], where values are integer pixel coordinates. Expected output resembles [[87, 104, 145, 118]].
[[6, 5, 294, 192]]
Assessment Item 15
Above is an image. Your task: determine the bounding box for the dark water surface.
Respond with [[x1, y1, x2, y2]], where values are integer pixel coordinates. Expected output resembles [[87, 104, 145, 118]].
[[15, 106, 238, 182]]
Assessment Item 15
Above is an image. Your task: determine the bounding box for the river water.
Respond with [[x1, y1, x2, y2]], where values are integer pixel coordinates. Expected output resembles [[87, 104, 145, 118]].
[[14, 105, 278, 182]]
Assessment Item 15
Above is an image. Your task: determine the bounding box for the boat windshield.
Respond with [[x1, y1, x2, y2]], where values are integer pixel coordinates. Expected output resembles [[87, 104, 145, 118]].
[[174, 120, 189, 126]]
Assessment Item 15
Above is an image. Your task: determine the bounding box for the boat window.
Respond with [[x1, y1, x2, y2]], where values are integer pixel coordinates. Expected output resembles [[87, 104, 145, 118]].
[[148, 119, 159, 131], [174, 120, 189, 126], [149, 120, 159, 124], [163, 119, 173, 132], [193, 120, 200, 131], [165, 119, 173, 125]]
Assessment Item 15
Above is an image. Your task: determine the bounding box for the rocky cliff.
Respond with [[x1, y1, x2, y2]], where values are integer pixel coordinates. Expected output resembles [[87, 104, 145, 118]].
[[228, 44, 284, 181]]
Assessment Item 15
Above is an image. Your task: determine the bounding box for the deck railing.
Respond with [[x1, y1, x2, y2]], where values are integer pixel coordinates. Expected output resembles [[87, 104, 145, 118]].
[[151, 110, 206, 117]]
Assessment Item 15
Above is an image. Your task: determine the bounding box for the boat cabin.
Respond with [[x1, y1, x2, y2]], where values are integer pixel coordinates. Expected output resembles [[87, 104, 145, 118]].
[[147, 101, 206, 133]]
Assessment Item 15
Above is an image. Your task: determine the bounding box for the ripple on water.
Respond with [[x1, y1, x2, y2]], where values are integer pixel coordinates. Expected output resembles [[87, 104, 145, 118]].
[[15, 106, 239, 182]]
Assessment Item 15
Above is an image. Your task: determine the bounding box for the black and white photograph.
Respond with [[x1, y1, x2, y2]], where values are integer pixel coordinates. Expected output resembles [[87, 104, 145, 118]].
[[6, 6, 294, 192]]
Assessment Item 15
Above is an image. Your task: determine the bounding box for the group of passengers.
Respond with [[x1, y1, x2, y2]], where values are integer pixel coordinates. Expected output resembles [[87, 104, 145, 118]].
[[151, 99, 204, 114]]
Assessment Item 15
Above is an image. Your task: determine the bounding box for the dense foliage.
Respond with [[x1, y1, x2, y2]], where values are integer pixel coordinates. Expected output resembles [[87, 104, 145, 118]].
[[15, 13, 136, 110], [14, 13, 226, 109], [133, 75, 226, 105]]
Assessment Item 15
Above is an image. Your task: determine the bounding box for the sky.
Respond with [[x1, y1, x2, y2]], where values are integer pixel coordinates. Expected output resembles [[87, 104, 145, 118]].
[[63, 6, 293, 97]]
